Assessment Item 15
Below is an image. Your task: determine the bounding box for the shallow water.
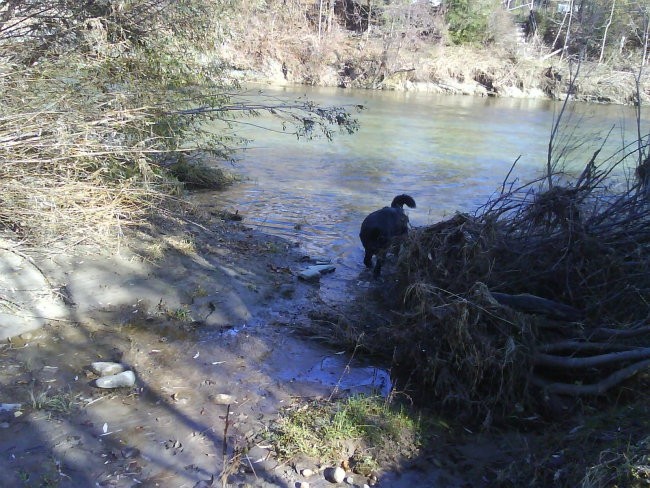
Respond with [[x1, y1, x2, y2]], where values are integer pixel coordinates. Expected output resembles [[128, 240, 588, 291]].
[[194, 86, 647, 288]]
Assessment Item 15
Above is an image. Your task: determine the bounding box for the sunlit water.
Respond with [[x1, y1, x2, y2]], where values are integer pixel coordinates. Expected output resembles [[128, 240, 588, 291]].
[[192, 85, 647, 288]]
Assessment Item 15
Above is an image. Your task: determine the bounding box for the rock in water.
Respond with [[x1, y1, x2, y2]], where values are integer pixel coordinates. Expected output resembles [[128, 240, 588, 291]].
[[95, 370, 135, 388]]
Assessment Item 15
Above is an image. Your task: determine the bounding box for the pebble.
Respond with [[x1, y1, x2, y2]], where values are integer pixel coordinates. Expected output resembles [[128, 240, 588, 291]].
[[298, 264, 336, 282], [301, 468, 314, 478], [91, 361, 125, 376], [345, 476, 354, 484], [95, 370, 136, 388], [324, 466, 345, 484], [296, 483, 310, 488], [210, 393, 236, 405]]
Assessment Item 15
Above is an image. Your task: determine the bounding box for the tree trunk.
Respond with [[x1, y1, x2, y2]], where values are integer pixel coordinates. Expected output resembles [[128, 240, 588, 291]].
[[560, 0, 574, 61], [599, 0, 616, 64], [318, 0, 324, 41]]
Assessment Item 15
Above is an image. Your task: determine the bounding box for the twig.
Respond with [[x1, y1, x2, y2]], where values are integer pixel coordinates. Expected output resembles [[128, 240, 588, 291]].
[[327, 340, 361, 402], [220, 403, 231, 487]]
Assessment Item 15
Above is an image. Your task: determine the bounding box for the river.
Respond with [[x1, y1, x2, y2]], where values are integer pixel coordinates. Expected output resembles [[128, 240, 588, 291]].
[[193, 85, 647, 290]]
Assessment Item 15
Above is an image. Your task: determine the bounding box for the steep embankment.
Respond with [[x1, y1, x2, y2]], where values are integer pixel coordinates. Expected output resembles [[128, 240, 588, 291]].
[[217, 7, 649, 105]]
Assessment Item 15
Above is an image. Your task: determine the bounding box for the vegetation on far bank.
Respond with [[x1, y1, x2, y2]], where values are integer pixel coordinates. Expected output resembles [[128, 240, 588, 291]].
[[221, 0, 650, 102]]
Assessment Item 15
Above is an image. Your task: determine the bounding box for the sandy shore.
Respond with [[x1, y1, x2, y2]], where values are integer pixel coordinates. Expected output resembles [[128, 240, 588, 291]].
[[1, 209, 457, 487]]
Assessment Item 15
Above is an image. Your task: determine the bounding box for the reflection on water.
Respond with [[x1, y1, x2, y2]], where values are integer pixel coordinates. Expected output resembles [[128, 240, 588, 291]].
[[192, 86, 646, 282]]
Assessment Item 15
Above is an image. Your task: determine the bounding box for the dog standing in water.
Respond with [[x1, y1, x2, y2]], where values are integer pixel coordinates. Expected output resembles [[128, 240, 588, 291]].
[[359, 194, 416, 276]]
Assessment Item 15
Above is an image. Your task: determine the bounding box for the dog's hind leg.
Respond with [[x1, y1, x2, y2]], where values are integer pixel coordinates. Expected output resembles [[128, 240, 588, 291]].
[[363, 250, 373, 268], [373, 249, 387, 277]]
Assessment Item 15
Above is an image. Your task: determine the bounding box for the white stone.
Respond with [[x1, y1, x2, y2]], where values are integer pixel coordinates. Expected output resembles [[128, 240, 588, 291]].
[[301, 468, 314, 478], [91, 361, 125, 376], [324, 466, 345, 484], [210, 393, 236, 405], [95, 370, 135, 388], [298, 264, 336, 281]]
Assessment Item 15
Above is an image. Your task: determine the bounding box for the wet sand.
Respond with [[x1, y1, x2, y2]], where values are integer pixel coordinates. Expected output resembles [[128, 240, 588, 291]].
[[1, 210, 468, 487]]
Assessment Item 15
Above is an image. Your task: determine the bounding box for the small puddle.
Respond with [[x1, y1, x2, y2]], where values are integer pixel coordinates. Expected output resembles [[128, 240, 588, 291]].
[[293, 356, 392, 397], [271, 344, 393, 398]]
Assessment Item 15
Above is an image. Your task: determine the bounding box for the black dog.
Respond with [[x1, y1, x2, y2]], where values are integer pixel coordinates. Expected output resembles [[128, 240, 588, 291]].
[[359, 194, 416, 276]]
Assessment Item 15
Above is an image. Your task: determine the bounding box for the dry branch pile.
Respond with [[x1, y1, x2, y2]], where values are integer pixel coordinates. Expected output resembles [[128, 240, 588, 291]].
[[391, 153, 650, 421]]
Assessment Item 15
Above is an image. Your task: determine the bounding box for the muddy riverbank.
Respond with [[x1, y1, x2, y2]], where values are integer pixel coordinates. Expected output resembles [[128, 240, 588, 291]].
[[0, 205, 479, 487], [3, 193, 646, 488]]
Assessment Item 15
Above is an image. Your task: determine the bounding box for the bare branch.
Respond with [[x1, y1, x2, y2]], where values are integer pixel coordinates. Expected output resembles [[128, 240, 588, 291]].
[[532, 359, 650, 395], [535, 347, 650, 369]]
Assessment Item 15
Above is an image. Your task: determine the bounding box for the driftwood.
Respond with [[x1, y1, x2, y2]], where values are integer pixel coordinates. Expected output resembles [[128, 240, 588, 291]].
[[534, 347, 650, 369], [531, 322, 650, 395], [491, 291, 584, 321], [589, 324, 650, 340], [389, 145, 650, 417], [538, 341, 643, 354], [487, 288, 650, 396], [532, 358, 650, 396]]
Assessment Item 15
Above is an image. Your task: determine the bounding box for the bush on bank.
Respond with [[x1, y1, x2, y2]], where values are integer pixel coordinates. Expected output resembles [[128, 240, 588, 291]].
[[0, 1, 359, 246]]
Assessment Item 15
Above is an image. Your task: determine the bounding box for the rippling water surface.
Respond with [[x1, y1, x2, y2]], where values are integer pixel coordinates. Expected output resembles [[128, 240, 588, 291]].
[[193, 85, 646, 284]]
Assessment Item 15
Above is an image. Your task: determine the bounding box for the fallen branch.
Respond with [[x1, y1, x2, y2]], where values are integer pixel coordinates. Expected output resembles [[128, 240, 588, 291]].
[[535, 347, 650, 369], [491, 291, 584, 321], [532, 358, 650, 396], [589, 324, 650, 340], [538, 341, 643, 354]]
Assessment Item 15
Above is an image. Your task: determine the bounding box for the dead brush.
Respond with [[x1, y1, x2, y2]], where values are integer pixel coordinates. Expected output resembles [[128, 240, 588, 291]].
[[0, 58, 182, 247], [384, 143, 650, 422], [395, 282, 537, 422]]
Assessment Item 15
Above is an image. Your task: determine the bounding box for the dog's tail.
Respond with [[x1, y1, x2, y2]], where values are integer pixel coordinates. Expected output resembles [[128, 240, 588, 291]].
[[391, 194, 416, 209]]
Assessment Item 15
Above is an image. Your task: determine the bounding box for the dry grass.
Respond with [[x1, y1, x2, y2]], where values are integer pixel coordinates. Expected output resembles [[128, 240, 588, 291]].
[[0, 1, 250, 248], [0, 66, 166, 246]]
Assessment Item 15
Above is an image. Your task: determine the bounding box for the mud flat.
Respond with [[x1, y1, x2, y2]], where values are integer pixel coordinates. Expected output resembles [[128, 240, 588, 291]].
[[1, 209, 469, 487]]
